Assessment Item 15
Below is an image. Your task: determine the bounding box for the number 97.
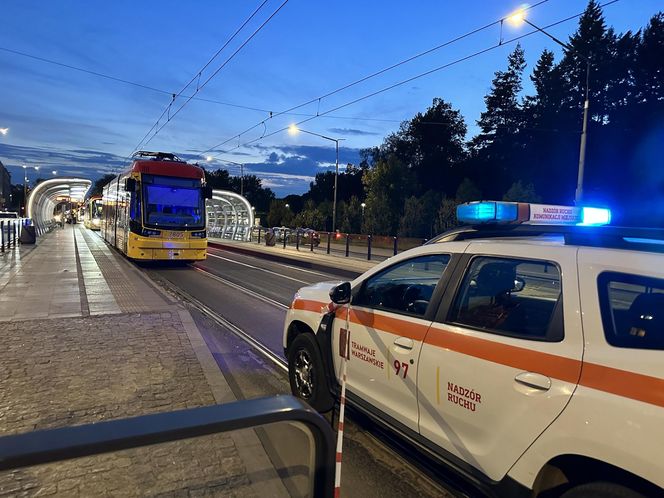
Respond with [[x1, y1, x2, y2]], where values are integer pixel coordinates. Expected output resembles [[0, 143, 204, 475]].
[[393, 360, 408, 379]]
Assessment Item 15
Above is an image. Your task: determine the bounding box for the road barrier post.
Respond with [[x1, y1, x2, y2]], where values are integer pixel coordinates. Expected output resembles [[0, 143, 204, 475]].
[[393, 236, 398, 256], [283, 230, 287, 249], [296, 231, 300, 251], [326, 232, 331, 255], [367, 235, 372, 261], [1, 221, 4, 252], [345, 234, 350, 257], [257, 227, 262, 244], [13, 222, 17, 247], [310, 234, 314, 252]]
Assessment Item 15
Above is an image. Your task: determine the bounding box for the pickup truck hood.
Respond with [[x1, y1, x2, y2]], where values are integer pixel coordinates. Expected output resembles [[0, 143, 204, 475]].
[[292, 280, 344, 306]]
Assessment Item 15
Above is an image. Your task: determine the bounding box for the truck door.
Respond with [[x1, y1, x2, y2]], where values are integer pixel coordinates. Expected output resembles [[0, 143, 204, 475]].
[[417, 244, 583, 481], [332, 253, 452, 432]]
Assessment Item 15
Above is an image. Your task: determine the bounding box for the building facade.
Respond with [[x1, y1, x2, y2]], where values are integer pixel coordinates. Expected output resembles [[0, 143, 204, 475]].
[[0, 161, 12, 209]]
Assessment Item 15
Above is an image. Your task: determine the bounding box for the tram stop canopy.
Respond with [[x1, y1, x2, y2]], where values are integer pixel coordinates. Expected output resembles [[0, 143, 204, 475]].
[[206, 190, 254, 241], [27, 178, 91, 235]]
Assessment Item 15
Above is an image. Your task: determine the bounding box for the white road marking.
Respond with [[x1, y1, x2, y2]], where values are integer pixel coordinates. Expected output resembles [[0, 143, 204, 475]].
[[193, 266, 289, 310], [207, 247, 341, 279], [206, 252, 310, 284]]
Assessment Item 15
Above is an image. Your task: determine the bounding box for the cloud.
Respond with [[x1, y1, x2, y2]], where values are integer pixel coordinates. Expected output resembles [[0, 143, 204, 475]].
[[0, 143, 124, 181], [326, 127, 380, 136]]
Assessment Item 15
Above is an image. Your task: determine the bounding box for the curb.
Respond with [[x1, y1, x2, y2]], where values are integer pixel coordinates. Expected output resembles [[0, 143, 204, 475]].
[[207, 240, 369, 279]]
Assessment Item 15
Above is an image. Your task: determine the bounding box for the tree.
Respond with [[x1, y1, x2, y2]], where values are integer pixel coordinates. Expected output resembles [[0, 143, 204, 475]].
[[398, 191, 441, 239], [362, 155, 415, 235], [455, 178, 481, 203], [434, 197, 459, 235], [338, 196, 362, 234], [293, 199, 326, 230], [470, 44, 527, 198], [503, 181, 542, 203], [89, 174, 116, 197], [266, 200, 293, 227]]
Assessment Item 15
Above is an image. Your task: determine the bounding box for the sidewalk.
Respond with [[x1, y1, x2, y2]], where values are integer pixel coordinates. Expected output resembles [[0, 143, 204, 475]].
[[0, 225, 288, 497], [208, 237, 380, 278]]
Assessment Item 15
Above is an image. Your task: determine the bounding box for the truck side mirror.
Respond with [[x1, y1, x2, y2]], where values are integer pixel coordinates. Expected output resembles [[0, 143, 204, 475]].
[[203, 186, 213, 199], [329, 282, 351, 305], [124, 178, 137, 192]]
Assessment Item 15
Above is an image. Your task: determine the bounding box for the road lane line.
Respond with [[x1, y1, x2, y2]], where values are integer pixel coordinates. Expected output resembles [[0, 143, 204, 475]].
[[206, 252, 310, 284], [207, 247, 342, 279], [192, 266, 290, 310]]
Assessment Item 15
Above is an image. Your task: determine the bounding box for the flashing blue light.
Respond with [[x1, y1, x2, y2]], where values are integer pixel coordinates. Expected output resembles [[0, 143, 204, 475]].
[[457, 201, 518, 224], [580, 207, 611, 226]]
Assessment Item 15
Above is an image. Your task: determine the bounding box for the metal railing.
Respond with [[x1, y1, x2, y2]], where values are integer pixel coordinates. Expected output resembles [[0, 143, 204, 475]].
[[0, 218, 32, 253], [0, 395, 335, 497], [249, 226, 426, 262]]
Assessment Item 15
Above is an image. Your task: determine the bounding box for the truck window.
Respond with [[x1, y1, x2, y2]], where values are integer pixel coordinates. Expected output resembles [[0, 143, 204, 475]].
[[598, 272, 664, 350]]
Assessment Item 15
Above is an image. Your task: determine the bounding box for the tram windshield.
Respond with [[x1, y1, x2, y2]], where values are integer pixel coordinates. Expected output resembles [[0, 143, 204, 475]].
[[142, 174, 205, 229], [90, 199, 102, 219]]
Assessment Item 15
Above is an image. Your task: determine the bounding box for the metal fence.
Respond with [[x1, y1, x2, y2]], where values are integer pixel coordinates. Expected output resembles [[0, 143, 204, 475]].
[[249, 226, 426, 262], [0, 395, 335, 497]]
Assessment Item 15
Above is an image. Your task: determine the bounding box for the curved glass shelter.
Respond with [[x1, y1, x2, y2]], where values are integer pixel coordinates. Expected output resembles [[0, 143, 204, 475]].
[[206, 190, 254, 241], [27, 178, 91, 235]]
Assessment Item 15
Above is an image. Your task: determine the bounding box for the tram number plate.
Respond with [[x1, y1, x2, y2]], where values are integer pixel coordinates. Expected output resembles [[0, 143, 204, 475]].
[[169, 231, 185, 239]]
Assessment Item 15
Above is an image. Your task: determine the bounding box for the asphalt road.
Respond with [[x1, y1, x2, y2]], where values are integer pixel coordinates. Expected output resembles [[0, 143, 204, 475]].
[[145, 247, 457, 498]]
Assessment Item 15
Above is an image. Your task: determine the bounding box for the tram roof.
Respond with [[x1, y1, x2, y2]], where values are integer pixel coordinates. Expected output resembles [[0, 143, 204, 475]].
[[129, 159, 205, 179]]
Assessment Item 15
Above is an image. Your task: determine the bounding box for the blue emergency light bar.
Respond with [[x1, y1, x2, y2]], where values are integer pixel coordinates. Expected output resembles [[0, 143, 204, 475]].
[[456, 201, 611, 227]]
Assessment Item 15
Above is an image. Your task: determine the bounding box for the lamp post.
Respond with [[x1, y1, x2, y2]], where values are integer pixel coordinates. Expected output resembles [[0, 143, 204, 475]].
[[22, 165, 40, 215], [508, 10, 590, 204], [208, 157, 246, 197], [0, 128, 8, 136], [288, 125, 345, 231]]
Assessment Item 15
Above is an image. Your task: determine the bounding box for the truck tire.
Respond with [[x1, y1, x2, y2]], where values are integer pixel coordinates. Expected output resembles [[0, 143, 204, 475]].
[[561, 482, 645, 498], [288, 333, 335, 413]]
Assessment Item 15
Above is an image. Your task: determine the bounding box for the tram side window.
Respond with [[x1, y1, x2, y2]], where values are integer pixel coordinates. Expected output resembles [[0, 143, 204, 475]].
[[130, 190, 141, 220]]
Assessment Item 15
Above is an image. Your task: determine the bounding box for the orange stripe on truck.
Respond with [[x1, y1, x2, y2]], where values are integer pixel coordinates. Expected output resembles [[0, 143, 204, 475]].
[[291, 299, 328, 313], [292, 298, 664, 408], [425, 326, 581, 384], [580, 362, 664, 408]]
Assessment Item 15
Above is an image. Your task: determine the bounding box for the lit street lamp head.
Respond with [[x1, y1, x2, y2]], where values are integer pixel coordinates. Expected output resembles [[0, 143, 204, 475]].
[[0, 128, 8, 136], [288, 124, 299, 135], [506, 8, 526, 26]]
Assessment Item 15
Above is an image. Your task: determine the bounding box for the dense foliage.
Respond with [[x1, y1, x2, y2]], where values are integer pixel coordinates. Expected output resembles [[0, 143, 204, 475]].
[[278, 2, 664, 235]]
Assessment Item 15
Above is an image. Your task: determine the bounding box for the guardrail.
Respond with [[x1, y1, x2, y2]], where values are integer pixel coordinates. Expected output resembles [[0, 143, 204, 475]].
[[0, 395, 335, 497], [249, 226, 426, 262]]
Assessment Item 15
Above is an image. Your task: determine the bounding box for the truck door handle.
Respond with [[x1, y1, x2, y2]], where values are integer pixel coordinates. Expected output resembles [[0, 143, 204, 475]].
[[514, 372, 551, 391], [393, 337, 414, 350]]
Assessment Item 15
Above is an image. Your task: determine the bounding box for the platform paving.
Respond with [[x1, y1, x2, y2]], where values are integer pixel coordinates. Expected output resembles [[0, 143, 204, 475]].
[[0, 225, 289, 497]]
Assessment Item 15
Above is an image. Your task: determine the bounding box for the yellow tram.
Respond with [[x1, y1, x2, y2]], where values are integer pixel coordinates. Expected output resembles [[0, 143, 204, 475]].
[[83, 196, 103, 230], [100, 151, 211, 261]]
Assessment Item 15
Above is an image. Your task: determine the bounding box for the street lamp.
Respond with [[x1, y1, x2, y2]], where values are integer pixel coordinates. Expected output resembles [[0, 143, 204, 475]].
[[52, 170, 57, 176], [288, 125, 345, 231], [0, 128, 8, 136], [508, 9, 590, 204]]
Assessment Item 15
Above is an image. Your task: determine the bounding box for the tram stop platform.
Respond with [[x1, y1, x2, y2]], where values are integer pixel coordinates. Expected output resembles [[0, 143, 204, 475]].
[[0, 225, 294, 497]]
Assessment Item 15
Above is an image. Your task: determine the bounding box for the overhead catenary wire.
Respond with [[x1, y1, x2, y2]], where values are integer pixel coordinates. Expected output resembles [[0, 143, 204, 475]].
[[133, 0, 291, 155], [128, 0, 270, 155], [200, 0, 553, 156], [0, 46, 407, 123], [205, 0, 621, 162]]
